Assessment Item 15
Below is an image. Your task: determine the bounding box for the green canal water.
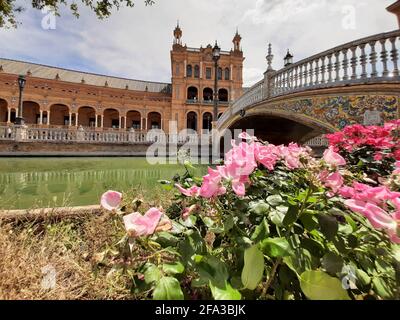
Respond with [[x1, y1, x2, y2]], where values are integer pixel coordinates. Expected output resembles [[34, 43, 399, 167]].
[[0, 157, 206, 210]]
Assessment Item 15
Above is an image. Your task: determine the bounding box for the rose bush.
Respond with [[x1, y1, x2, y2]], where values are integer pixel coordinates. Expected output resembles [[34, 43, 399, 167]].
[[98, 124, 400, 300]]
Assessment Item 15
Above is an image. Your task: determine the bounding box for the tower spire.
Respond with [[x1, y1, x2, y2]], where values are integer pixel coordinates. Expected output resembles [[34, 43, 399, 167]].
[[232, 29, 242, 52], [266, 43, 274, 71], [173, 21, 182, 46]]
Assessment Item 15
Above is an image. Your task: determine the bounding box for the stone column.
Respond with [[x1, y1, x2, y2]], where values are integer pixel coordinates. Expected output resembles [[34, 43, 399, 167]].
[[75, 113, 79, 126], [7, 108, 11, 123], [197, 113, 201, 133], [69, 113, 72, 126], [39, 110, 43, 125], [119, 116, 122, 129], [124, 116, 127, 129], [95, 114, 98, 128], [142, 117, 146, 131], [101, 115, 104, 128], [47, 111, 51, 125]]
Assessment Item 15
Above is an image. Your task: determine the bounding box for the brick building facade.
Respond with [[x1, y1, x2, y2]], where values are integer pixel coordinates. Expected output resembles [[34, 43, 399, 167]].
[[0, 24, 244, 133]]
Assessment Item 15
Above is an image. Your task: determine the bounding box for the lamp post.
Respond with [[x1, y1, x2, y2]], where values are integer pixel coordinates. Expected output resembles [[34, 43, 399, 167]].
[[212, 41, 221, 124], [15, 75, 26, 125], [284, 49, 293, 67]]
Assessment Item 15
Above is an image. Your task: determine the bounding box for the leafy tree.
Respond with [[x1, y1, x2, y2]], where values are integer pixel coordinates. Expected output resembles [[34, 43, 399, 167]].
[[0, 0, 155, 28]]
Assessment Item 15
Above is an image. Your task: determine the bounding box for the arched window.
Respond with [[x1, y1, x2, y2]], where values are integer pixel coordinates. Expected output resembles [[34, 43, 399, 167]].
[[217, 67, 223, 80], [103, 108, 120, 128], [0, 99, 8, 123], [148, 112, 162, 129], [186, 64, 192, 77], [206, 67, 212, 79], [224, 67, 230, 80], [126, 110, 141, 129], [202, 112, 213, 131], [194, 65, 200, 78], [203, 87, 213, 101], [50, 104, 70, 126], [187, 86, 198, 101], [218, 88, 228, 102], [187, 111, 197, 131]]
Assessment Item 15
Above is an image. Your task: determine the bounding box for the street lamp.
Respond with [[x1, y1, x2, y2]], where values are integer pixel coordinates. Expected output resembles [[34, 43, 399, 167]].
[[284, 49, 293, 67], [15, 75, 26, 125], [212, 41, 221, 124]]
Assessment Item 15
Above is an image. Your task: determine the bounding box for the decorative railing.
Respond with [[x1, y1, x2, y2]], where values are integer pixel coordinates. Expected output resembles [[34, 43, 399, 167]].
[[0, 126, 204, 145], [0, 126, 16, 140], [26, 128, 77, 141], [304, 135, 329, 147], [271, 29, 400, 97], [218, 30, 400, 127]]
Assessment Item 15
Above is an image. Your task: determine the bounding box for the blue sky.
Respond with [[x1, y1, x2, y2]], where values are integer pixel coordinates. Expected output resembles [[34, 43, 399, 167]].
[[0, 0, 396, 86]]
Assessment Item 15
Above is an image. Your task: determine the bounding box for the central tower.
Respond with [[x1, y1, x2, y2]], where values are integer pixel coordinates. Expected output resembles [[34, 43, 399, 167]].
[[170, 23, 245, 132]]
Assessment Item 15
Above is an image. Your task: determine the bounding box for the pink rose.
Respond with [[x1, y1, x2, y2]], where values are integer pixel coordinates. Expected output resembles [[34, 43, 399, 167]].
[[323, 146, 346, 166], [175, 184, 200, 197], [100, 190, 122, 211], [123, 207, 163, 238]]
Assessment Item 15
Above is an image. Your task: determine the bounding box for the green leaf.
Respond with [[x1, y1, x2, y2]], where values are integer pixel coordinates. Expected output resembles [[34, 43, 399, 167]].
[[251, 217, 270, 242], [284, 248, 312, 276], [372, 277, 394, 299], [209, 281, 242, 300], [249, 200, 270, 215], [300, 270, 350, 300], [344, 215, 357, 232], [223, 215, 234, 232], [260, 237, 291, 257], [356, 269, 371, 287], [318, 215, 338, 241], [269, 209, 285, 226], [153, 277, 184, 300], [197, 255, 229, 288], [283, 205, 298, 227], [179, 231, 206, 266], [144, 263, 162, 284], [155, 232, 179, 247], [162, 262, 185, 275], [300, 213, 318, 231], [321, 252, 344, 275], [267, 194, 283, 206], [241, 245, 264, 290]]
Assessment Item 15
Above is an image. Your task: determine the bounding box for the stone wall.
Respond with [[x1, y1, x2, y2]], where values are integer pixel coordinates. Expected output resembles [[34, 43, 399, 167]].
[[0, 140, 151, 156]]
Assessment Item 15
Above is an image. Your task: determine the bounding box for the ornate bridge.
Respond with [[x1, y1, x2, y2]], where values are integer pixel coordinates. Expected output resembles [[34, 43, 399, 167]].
[[217, 30, 400, 145]]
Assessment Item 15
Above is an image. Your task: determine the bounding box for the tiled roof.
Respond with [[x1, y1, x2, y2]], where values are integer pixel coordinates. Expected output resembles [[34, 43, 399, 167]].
[[0, 58, 172, 93]]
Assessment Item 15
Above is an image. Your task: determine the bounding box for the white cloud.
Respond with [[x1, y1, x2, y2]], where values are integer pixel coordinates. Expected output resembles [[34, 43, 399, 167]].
[[0, 0, 397, 87]]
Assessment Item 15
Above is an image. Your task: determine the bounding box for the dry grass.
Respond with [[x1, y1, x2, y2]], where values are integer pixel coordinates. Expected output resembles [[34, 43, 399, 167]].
[[0, 187, 175, 300], [0, 212, 128, 299]]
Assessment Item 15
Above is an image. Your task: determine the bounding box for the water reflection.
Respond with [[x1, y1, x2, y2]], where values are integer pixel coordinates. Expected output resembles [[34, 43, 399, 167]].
[[0, 158, 204, 209]]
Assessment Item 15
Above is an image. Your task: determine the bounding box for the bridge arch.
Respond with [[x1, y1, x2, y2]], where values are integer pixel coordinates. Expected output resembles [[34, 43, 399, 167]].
[[224, 107, 336, 145]]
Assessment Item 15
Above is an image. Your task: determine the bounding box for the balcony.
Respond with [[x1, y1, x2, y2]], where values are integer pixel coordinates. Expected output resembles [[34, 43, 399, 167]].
[[186, 99, 230, 105]]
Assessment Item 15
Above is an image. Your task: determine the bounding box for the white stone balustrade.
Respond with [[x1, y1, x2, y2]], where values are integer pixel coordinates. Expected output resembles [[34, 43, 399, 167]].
[[304, 135, 329, 147], [218, 30, 400, 128], [0, 125, 211, 145]]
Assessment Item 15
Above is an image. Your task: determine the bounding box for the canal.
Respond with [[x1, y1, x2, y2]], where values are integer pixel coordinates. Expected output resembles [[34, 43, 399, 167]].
[[0, 157, 205, 210]]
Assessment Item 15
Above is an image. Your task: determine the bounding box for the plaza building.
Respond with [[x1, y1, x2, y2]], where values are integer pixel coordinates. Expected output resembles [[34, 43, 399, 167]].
[[0, 24, 244, 133]]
